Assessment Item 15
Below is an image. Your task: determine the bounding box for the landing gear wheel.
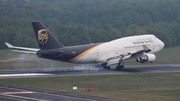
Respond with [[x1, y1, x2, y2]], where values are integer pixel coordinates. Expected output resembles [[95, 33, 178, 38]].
[[116, 65, 124, 70], [101, 63, 111, 70]]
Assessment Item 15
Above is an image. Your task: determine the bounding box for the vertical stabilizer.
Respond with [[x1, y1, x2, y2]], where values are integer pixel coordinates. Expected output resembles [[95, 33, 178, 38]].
[[32, 21, 64, 50]]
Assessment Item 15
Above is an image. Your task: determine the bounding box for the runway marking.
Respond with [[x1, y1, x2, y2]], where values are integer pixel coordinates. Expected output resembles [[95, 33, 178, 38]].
[[0, 94, 47, 101], [37, 92, 97, 101], [0, 86, 46, 101], [0, 73, 52, 77], [0, 86, 36, 92], [0, 91, 36, 95], [0, 86, 97, 101]]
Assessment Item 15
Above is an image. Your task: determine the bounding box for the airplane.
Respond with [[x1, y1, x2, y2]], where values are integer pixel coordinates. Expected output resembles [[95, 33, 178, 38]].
[[5, 21, 165, 70]]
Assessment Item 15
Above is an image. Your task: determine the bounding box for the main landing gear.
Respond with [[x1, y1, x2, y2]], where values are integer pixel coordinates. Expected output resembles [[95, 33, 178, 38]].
[[116, 65, 124, 70], [101, 63, 110, 70], [101, 63, 124, 70], [116, 61, 124, 70]]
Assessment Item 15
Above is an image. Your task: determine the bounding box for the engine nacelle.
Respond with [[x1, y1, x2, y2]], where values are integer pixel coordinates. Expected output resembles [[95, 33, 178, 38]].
[[136, 53, 156, 63]]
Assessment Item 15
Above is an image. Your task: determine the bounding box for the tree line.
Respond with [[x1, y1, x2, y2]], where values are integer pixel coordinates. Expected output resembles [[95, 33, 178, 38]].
[[0, 0, 180, 49]]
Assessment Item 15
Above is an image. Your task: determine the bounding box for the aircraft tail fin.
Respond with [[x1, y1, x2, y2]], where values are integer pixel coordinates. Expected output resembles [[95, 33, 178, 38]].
[[31, 21, 64, 50]]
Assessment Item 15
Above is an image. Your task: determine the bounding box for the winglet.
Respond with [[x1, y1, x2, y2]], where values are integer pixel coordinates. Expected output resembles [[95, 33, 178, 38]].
[[5, 42, 14, 48]]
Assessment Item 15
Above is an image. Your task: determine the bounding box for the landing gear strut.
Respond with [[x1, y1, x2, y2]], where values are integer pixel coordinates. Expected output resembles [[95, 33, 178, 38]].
[[116, 60, 124, 70], [101, 63, 111, 70]]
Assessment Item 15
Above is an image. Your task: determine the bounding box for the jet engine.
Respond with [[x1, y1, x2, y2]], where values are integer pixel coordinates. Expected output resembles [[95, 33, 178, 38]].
[[136, 53, 156, 63]]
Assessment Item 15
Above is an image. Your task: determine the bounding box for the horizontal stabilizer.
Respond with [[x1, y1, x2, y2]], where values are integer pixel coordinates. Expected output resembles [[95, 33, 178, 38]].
[[5, 42, 39, 53], [5, 42, 13, 48], [12, 50, 36, 54]]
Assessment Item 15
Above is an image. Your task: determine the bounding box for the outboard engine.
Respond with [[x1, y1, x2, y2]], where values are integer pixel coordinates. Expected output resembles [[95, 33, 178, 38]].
[[136, 53, 156, 63]]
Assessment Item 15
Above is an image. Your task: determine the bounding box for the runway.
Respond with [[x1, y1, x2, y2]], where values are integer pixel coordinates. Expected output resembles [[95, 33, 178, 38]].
[[0, 84, 117, 101], [0, 64, 180, 78]]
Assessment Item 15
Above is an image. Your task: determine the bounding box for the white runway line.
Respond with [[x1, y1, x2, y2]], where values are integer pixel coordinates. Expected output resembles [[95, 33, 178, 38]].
[[0, 91, 37, 95], [0, 73, 52, 77]]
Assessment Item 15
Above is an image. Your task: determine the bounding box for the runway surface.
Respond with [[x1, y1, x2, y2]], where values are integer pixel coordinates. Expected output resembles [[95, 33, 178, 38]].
[[0, 84, 117, 101], [0, 64, 180, 78]]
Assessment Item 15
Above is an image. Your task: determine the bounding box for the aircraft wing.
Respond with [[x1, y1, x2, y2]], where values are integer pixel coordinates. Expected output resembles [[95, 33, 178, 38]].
[[5, 42, 39, 54], [130, 45, 151, 57], [106, 45, 151, 66]]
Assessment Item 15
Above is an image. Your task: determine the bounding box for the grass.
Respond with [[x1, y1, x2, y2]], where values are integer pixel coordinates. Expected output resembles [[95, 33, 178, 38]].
[[0, 72, 180, 101]]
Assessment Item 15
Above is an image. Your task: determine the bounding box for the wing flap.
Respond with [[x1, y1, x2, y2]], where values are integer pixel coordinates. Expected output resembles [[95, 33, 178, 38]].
[[105, 45, 151, 66], [131, 45, 151, 57], [106, 53, 131, 66]]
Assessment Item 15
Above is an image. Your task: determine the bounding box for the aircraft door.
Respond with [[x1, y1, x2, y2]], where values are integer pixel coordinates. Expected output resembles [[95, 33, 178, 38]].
[[115, 47, 118, 55], [96, 49, 99, 57]]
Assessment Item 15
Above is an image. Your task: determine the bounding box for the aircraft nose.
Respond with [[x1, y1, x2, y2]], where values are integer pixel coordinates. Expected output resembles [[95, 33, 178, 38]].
[[159, 40, 165, 49]]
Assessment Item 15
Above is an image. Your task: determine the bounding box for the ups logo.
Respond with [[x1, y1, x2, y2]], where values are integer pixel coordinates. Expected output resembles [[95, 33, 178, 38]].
[[38, 29, 48, 44]]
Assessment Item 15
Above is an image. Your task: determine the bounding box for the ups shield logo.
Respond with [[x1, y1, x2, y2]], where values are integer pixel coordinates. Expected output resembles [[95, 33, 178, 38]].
[[38, 29, 48, 44]]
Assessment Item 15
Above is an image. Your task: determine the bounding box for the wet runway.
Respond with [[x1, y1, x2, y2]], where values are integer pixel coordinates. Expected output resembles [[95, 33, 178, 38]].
[[0, 85, 116, 101], [0, 64, 180, 78]]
